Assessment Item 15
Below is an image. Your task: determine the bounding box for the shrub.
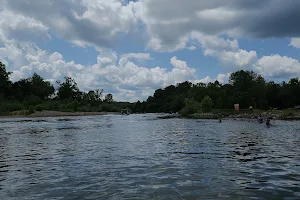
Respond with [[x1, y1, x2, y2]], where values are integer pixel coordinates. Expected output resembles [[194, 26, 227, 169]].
[[35, 104, 43, 111], [200, 96, 213, 113], [179, 98, 201, 116], [0, 101, 24, 112], [24, 95, 43, 106], [27, 106, 35, 115]]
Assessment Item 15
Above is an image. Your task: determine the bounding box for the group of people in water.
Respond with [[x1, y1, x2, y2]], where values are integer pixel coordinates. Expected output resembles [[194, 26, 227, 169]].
[[258, 115, 271, 126], [218, 114, 271, 126]]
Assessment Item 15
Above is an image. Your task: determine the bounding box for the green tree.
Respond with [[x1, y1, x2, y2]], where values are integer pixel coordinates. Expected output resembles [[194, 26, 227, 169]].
[[179, 98, 201, 116], [57, 77, 81, 100], [200, 96, 213, 113], [104, 93, 113, 103], [30, 73, 55, 99], [13, 73, 54, 100], [266, 81, 281, 108], [0, 61, 12, 99]]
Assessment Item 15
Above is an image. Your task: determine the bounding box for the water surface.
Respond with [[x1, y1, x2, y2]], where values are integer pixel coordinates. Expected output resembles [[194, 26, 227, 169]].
[[0, 114, 300, 199]]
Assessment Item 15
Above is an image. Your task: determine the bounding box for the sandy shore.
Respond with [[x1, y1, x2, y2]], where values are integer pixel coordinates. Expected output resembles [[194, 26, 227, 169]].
[[0, 110, 119, 118]]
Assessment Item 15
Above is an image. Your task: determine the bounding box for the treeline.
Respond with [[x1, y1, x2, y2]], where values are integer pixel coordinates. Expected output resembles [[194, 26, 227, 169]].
[[2, 60, 300, 116], [131, 70, 300, 113], [0, 62, 132, 114]]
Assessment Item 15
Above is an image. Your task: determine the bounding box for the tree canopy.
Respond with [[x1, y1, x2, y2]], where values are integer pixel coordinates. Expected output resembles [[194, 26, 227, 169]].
[[0, 61, 12, 99], [1, 60, 300, 115], [0, 61, 124, 114], [131, 70, 300, 113]]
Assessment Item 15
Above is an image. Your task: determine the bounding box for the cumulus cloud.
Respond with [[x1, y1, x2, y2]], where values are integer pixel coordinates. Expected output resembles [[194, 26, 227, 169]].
[[190, 32, 300, 79], [3, 0, 300, 52], [2, 0, 300, 102], [0, 10, 50, 43], [2, 0, 139, 48], [191, 32, 257, 70], [120, 53, 151, 63], [1, 42, 198, 101], [138, 0, 300, 51], [193, 73, 230, 85], [256, 55, 300, 78], [290, 38, 300, 48]]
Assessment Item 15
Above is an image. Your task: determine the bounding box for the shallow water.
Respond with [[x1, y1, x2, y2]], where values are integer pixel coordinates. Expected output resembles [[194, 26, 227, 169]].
[[0, 114, 300, 199]]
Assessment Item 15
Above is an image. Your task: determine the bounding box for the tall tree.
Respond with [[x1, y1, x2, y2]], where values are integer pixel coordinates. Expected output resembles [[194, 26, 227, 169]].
[[12, 73, 54, 100], [104, 93, 113, 103], [0, 62, 12, 99], [57, 77, 81, 100]]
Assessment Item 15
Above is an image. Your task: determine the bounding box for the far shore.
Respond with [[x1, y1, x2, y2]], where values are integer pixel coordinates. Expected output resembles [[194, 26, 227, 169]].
[[158, 110, 300, 121], [0, 110, 120, 119]]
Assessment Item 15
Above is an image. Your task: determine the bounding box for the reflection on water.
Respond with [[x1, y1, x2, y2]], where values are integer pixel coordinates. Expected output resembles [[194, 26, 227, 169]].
[[0, 114, 300, 199]]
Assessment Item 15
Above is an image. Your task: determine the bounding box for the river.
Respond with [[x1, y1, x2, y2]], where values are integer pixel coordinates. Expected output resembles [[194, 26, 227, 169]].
[[0, 114, 300, 199]]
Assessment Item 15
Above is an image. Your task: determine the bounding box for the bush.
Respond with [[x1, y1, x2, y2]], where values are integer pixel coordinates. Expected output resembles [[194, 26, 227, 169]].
[[58, 104, 74, 112], [0, 101, 24, 112], [200, 96, 213, 113], [77, 105, 91, 112], [179, 98, 201, 116], [35, 104, 43, 111], [27, 106, 35, 115], [24, 95, 43, 106]]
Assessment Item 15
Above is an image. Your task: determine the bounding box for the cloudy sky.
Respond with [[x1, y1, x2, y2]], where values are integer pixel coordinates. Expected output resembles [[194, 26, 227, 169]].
[[1, 0, 300, 101]]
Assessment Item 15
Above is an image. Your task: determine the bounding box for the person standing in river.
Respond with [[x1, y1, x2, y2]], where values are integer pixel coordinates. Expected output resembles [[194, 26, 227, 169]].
[[266, 118, 271, 126], [258, 114, 263, 123]]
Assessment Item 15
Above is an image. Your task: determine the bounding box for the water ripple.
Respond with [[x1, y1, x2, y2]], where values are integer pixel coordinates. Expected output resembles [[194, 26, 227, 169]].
[[0, 115, 299, 199]]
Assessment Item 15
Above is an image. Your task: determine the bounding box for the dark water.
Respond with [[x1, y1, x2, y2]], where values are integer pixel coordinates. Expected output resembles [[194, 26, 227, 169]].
[[0, 114, 300, 200]]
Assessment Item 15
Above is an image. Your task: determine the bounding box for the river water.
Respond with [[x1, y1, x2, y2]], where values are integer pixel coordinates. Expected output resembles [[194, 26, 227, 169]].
[[0, 114, 300, 199]]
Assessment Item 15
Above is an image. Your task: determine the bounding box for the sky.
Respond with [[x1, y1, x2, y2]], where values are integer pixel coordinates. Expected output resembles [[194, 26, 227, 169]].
[[1, 0, 300, 102]]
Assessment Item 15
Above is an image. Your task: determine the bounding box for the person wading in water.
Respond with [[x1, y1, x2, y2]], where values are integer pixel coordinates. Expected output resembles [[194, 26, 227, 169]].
[[266, 118, 271, 126]]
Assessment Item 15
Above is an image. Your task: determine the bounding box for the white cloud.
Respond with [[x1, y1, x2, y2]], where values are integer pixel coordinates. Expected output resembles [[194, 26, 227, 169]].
[[2, 0, 140, 48], [1, 42, 198, 101], [2, 0, 300, 103], [188, 46, 196, 51], [198, 76, 212, 84], [290, 38, 300, 48], [192, 73, 230, 85], [137, 0, 300, 51], [146, 35, 190, 52], [120, 53, 151, 62], [217, 50, 257, 68], [191, 32, 257, 70], [256, 54, 300, 78], [0, 10, 50, 43], [216, 73, 231, 84]]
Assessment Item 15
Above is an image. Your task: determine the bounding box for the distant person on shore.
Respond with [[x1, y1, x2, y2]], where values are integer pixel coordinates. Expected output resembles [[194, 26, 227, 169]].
[[249, 106, 253, 113]]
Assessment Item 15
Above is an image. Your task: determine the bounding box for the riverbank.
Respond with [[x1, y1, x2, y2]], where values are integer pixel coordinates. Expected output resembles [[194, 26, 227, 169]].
[[158, 110, 300, 120], [0, 110, 119, 118]]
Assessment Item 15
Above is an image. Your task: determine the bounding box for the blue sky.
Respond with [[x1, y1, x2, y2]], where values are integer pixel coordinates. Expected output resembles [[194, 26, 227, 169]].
[[1, 0, 300, 101]]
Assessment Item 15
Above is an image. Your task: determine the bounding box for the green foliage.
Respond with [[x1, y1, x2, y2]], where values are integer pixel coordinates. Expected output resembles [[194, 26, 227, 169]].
[[104, 93, 113, 103], [179, 98, 201, 116], [0, 100, 24, 112], [13, 73, 54, 101], [0, 62, 12, 97], [200, 96, 213, 113], [27, 106, 35, 115], [24, 95, 43, 106], [134, 70, 300, 113], [57, 77, 81, 100], [35, 105, 43, 111], [3, 56, 300, 116]]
